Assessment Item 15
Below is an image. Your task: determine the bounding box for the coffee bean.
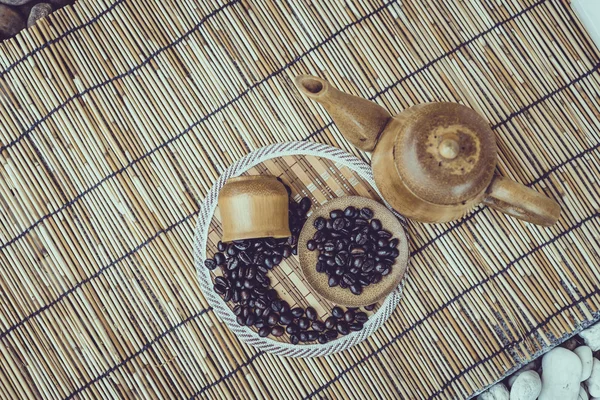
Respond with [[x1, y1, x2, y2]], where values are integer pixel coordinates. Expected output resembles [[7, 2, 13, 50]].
[[314, 231, 325, 243], [330, 209, 343, 219], [305, 307, 317, 321], [286, 324, 299, 335], [332, 218, 345, 231], [307, 240, 316, 251], [336, 321, 350, 335], [254, 287, 267, 297], [254, 307, 263, 317], [243, 279, 256, 289], [279, 312, 293, 325], [332, 307, 344, 319], [226, 244, 238, 257], [344, 206, 356, 217], [364, 303, 376, 311], [253, 253, 266, 265], [291, 307, 304, 318], [390, 248, 400, 258], [282, 246, 292, 258], [355, 312, 368, 323], [271, 300, 283, 312], [254, 318, 265, 328], [223, 289, 232, 302], [245, 266, 257, 280], [233, 305, 242, 316], [350, 323, 363, 332], [377, 238, 389, 248], [215, 253, 226, 265], [299, 332, 308, 342], [267, 313, 279, 326], [245, 314, 256, 326], [213, 284, 226, 295], [360, 208, 374, 219], [312, 321, 325, 332], [306, 331, 319, 341], [222, 270, 231, 280], [290, 335, 299, 345], [240, 289, 251, 300], [376, 248, 390, 257], [355, 232, 368, 245], [236, 315, 244, 325], [389, 238, 399, 248], [271, 326, 284, 337], [258, 326, 271, 337], [316, 261, 326, 273], [324, 241, 335, 252], [325, 316, 337, 330], [265, 238, 277, 248], [362, 259, 375, 273], [214, 276, 228, 287], [299, 197, 312, 213], [266, 289, 277, 301], [378, 230, 392, 239], [217, 241, 226, 252], [234, 240, 250, 250], [343, 310, 355, 323], [358, 276, 370, 286], [314, 217, 326, 230], [226, 258, 239, 270], [318, 334, 328, 344], [374, 261, 386, 273], [350, 284, 363, 295], [232, 290, 240, 303], [342, 274, 355, 286], [298, 317, 310, 330], [248, 299, 256, 308], [239, 251, 252, 264], [325, 330, 338, 340], [262, 307, 271, 318], [328, 275, 340, 287]]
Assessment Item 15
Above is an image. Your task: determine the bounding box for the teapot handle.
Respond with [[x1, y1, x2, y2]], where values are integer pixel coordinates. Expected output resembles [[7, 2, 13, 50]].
[[482, 175, 561, 226]]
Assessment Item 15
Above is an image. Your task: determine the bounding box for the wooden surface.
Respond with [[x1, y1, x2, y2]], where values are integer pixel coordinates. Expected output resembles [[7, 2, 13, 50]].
[[1, 0, 600, 398]]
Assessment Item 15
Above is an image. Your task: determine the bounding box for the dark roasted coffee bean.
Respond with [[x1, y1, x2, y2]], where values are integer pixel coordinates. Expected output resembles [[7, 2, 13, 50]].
[[227, 258, 239, 271], [374, 261, 386, 273], [334, 265, 345, 276], [264, 257, 274, 269], [350, 323, 363, 331], [299, 331, 308, 342], [369, 232, 380, 242], [307, 240, 316, 251], [355, 232, 368, 245], [325, 316, 337, 330], [272, 255, 283, 266], [325, 219, 333, 230], [371, 273, 382, 284], [330, 209, 343, 219], [352, 255, 365, 268], [326, 258, 336, 267], [223, 289, 232, 302], [318, 334, 328, 344], [248, 299, 256, 308], [360, 207, 374, 219], [366, 242, 377, 252], [298, 317, 310, 330], [267, 313, 279, 326], [240, 289, 251, 300], [330, 232, 343, 239], [389, 238, 399, 248], [279, 312, 293, 325], [355, 312, 368, 323], [286, 323, 299, 334], [222, 270, 231, 280], [215, 253, 226, 265], [243, 279, 256, 289], [234, 240, 250, 250], [253, 253, 266, 265], [306, 331, 319, 341], [290, 334, 300, 345], [348, 267, 360, 275], [265, 238, 277, 248], [376, 248, 390, 257], [217, 241, 227, 252], [272, 247, 283, 256], [314, 217, 326, 230], [332, 307, 344, 319], [254, 318, 265, 329], [255, 298, 268, 310], [258, 326, 271, 337], [254, 286, 267, 296], [332, 218, 345, 231], [336, 321, 350, 335], [213, 284, 226, 295], [245, 266, 257, 280], [291, 307, 304, 318], [312, 321, 325, 332], [282, 245, 292, 258], [328, 275, 340, 287], [214, 276, 229, 287], [262, 307, 271, 318], [231, 270, 239, 281], [299, 197, 312, 213], [271, 326, 285, 337], [377, 238, 389, 248], [362, 259, 375, 273], [344, 310, 355, 323], [378, 230, 392, 239], [239, 251, 252, 265], [326, 330, 338, 340], [314, 230, 325, 243], [355, 218, 368, 227], [381, 266, 391, 276], [342, 274, 356, 286], [271, 300, 283, 312], [316, 261, 326, 273], [232, 290, 241, 303], [238, 265, 247, 278], [226, 245, 238, 257], [236, 315, 245, 325], [254, 307, 263, 317], [335, 241, 345, 251], [339, 279, 349, 289], [370, 219, 382, 230], [364, 303, 376, 311], [233, 305, 242, 316], [390, 248, 399, 258], [245, 313, 256, 326], [350, 284, 363, 295], [287, 235, 298, 246], [323, 241, 335, 252], [344, 206, 356, 217], [359, 276, 371, 286], [305, 307, 317, 321]]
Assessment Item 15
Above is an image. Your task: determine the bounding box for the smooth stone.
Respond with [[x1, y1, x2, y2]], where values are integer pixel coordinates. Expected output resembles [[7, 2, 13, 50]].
[[581, 324, 600, 351], [586, 358, 600, 397], [0, 0, 32, 6], [580, 386, 589, 400], [27, 2, 52, 27], [509, 370, 541, 400], [508, 360, 541, 387], [0, 4, 23, 37], [539, 347, 583, 400], [576, 346, 594, 381], [477, 383, 509, 400], [48, 0, 72, 6]]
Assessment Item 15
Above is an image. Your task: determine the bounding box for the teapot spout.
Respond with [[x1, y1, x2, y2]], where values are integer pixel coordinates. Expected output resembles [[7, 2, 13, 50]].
[[294, 75, 391, 152]]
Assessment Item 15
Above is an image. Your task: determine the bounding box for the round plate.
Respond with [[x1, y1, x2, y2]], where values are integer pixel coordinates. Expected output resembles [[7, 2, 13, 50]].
[[299, 196, 409, 307], [193, 141, 410, 357]]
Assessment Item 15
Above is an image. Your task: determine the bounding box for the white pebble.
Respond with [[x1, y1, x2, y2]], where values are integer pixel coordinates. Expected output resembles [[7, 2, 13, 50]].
[[580, 385, 589, 400], [478, 383, 509, 400], [539, 347, 583, 400], [509, 370, 541, 400], [580, 324, 600, 351], [508, 361, 540, 387], [586, 358, 600, 397], [576, 346, 594, 381]]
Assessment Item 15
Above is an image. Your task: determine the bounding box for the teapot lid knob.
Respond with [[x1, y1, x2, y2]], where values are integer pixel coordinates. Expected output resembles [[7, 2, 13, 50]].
[[438, 139, 459, 160]]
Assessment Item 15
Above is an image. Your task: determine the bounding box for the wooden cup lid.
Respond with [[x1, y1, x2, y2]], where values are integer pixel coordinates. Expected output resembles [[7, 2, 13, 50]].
[[298, 196, 409, 307], [393, 102, 497, 205]]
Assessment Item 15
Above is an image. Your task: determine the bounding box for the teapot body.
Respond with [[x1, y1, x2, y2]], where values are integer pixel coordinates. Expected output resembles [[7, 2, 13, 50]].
[[371, 105, 489, 223]]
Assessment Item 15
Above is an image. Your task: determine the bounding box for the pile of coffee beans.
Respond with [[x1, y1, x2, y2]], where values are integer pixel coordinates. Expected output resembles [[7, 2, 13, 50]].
[[206, 186, 374, 344], [307, 206, 400, 295]]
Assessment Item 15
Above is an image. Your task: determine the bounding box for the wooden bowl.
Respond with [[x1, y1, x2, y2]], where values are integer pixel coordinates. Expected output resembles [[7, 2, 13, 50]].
[[298, 196, 409, 307], [218, 175, 291, 242]]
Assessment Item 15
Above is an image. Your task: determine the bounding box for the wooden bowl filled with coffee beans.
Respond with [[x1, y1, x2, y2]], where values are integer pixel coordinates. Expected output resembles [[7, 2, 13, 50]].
[[298, 196, 409, 307]]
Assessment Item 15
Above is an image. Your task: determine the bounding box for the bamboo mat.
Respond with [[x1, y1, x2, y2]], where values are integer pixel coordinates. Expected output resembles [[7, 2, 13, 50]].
[[0, 0, 599, 398]]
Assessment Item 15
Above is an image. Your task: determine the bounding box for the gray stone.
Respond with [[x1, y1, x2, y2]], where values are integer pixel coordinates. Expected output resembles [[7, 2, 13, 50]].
[[0, 0, 33, 6], [0, 4, 24, 38], [27, 2, 52, 27]]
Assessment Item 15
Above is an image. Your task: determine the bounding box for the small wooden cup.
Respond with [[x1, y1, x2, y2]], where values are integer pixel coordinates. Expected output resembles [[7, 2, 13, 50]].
[[218, 176, 291, 242]]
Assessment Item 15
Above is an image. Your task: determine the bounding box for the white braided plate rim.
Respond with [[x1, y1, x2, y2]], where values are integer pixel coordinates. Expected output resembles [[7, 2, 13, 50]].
[[193, 141, 410, 357]]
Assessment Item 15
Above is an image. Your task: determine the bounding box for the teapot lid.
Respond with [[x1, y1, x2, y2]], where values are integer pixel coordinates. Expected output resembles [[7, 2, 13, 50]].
[[393, 103, 497, 206]]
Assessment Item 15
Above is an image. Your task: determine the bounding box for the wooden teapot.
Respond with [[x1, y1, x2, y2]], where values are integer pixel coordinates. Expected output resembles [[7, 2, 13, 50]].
[[294, 75, 561, 226]]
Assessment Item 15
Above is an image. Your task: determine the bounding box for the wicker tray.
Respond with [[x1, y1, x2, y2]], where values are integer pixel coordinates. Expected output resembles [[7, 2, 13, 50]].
[[193, 141, 409, 357]]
